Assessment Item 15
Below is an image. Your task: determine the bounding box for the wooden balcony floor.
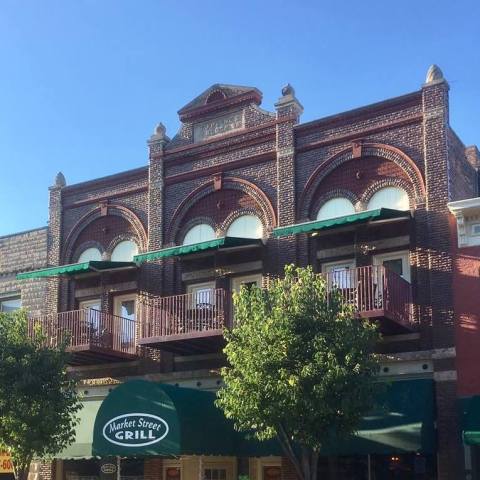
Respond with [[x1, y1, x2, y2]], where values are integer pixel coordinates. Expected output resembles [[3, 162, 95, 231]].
[[67, 344, 138, 366], [138, 328, 225, 355]]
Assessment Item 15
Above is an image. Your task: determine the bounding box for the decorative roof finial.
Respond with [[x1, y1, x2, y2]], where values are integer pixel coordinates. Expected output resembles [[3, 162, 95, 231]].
[[425, 64, 444, 84], [54, 172, 66, 188], [148, 122, 170, 145], [281, 83, 295, 97]]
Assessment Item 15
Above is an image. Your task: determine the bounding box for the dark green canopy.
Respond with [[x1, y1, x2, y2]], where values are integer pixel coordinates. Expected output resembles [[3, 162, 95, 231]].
[[460, 395, 480, 445], [133, 237, 262, 264], [16, 261, 136, 280], [91, 379, 434, 458], [272, 208, 411, 238]]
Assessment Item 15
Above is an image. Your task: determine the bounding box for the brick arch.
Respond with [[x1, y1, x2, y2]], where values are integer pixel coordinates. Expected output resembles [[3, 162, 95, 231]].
[[299, 143, 426, 220], [166, 177, 276, 245], [62, 204, 147, 263]]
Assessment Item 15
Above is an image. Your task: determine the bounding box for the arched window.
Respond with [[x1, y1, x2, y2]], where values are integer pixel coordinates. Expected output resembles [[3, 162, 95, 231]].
[[316, 198, 355, 221], [111, 240, 138, 262], [183, 224, 216, 245], [226, 215, 263, 239], [78, 247, 102, 263], [367, 187, 410, 211]]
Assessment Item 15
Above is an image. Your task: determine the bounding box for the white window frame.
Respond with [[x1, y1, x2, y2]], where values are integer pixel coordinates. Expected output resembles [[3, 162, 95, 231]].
[[0, 295, 22, 312], [321, 260, 356, 289], [187, 282, 216, 306], [163, 460, 181, 480], [79, 298, 101, 310], [373, 250, 410, 282], [231, 273, 263, 293], [113, 293, 137, 319]]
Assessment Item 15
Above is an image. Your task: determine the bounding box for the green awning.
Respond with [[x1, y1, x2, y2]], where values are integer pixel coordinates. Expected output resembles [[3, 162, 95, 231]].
[[461, 396, 480, 445], [16, 261, 136, 280], [272, 208, 411, 238], [57, 399, 103, 459], [133, 237, 262, 264], [92, 380, 239, 457], [91, 379, 434, 458]]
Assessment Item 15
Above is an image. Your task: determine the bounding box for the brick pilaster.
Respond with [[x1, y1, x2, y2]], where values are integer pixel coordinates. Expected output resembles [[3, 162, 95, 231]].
[[275, 85, 303, 272], [422, 68, 463, 479], [47, 173, 65, 314]]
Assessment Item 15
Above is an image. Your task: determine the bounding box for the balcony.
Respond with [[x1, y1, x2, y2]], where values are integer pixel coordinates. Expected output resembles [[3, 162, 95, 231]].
[[137, 289, 228, 354], [29, 309, 138, 365], [138, 267, 413, 354], [321, 265, 413, 333]]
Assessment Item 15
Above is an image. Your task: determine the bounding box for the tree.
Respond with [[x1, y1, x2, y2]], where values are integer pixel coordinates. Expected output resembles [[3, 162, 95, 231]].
[[0, 310, 81, 480], [216, 265, 380, 480]]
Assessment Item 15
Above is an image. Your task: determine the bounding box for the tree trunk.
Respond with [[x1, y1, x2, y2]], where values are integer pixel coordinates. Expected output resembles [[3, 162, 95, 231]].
[[12, 458, 32, 480]]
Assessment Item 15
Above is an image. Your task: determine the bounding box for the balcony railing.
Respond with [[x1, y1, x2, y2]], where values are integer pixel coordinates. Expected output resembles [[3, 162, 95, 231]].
[[138, 288, 228, 341], [321, 265, 413, 330], [28, 309, 137, 358]]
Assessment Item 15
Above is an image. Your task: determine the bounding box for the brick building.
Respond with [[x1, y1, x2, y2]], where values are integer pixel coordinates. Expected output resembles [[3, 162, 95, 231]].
[[7, 65, 480, 480]]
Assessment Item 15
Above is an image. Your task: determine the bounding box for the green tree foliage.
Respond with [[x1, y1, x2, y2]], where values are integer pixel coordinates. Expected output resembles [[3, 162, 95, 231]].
[[0, 310, 81, 480], [217, 265, 380, 480]]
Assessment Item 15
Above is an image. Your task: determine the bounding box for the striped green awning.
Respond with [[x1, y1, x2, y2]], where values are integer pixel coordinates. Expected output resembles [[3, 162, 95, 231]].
[[16, 261, 136, 280], [461, 396, 480, 445], [134, 236, 262, 264], [272, 208, 411, 238]]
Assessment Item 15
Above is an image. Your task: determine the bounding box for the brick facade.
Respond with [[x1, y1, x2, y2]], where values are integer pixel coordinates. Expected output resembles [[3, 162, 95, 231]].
[[3, 69, 479, 479]]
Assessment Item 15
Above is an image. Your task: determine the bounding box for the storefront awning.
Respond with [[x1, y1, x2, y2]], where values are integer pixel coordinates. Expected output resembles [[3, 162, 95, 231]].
[[16, 261, 137, 280], [92, 380, 240, 457], [57, 399, 103, 459], [272, 208, 411, 238], [133, 237, 262, 264], [89, 379, 434, 459], [461, 395, 480, 445]]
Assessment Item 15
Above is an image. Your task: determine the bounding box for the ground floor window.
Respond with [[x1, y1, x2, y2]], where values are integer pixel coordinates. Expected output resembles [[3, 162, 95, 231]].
[[317, 453, 436, 479]]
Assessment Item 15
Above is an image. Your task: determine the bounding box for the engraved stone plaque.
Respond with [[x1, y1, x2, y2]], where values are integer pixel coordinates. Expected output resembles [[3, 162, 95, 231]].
[[194, 111, 244, 142]]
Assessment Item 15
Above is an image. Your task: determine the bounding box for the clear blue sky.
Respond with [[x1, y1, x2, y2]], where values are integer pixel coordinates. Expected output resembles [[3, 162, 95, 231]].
[[1, 0, 479, 236]]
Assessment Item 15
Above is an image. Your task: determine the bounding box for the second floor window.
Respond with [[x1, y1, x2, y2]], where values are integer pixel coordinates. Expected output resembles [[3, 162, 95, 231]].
[[0, 295, 21, 312], [367, 187, 410, 211]]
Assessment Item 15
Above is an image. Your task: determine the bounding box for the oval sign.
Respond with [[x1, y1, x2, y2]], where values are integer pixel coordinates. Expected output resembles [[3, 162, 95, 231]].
[[100, 464, 117, 474], [102, 413, 169, 447]]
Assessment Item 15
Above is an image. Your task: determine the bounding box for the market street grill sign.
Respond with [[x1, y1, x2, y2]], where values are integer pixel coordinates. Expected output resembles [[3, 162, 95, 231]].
[[103, 413, 169, 447]]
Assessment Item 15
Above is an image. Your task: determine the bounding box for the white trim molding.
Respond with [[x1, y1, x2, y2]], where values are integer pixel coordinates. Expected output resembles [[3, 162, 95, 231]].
[[448, 197, 480, 248]]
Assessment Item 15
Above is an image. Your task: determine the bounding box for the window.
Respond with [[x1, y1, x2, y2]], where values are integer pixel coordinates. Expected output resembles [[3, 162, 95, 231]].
[[471, 223, 480, 236], [226, 215, 263, 239], [373, 251, 410, 282], [367, 187, 410, 211], [316, 198, 355, 221], [204, 469, 226, 480], [79, 298, 101, 310], [111, 240, 138, 262], [78, 247, 102, 263], [79, 299, 102, 337], [183, 224, 216, 245], [231, 274, 262, 293], [114, 294, 136, 348], [187, 282, 216, 306], [0, 296, 21, 312], [322, 260, 356, 289]]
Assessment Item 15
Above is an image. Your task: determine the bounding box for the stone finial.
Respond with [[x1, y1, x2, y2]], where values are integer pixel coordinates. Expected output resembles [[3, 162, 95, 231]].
[[148, 122, 170, 145], [425, 64, 444, 84], [275, 83, 303, 117], [53, 172, 66, 188], [281, 83, 295, 97]]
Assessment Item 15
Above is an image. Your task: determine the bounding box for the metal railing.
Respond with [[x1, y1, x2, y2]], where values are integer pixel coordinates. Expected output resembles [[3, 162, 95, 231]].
[[28, 309, 137, 355], [320, 265, 413, 328], [138, 288, 227, 339]]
